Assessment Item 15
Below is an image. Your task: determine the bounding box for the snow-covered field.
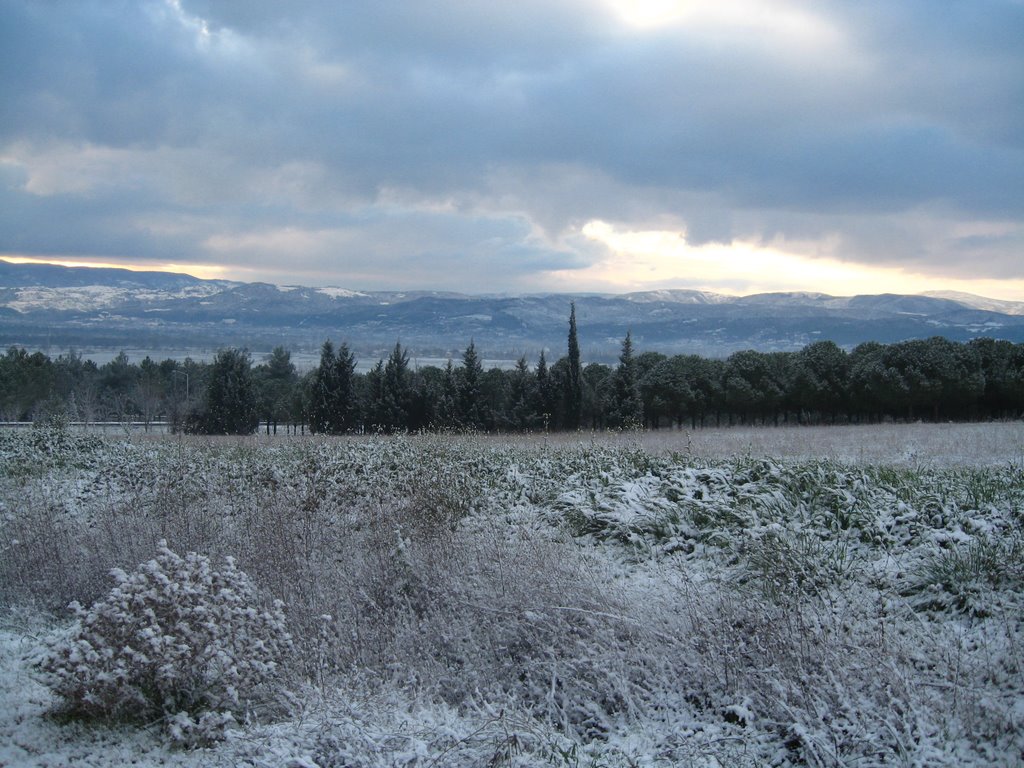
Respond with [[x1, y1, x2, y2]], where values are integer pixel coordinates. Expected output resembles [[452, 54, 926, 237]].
[[402, 421, 1024, 467], [1, 424, 1022, 766]]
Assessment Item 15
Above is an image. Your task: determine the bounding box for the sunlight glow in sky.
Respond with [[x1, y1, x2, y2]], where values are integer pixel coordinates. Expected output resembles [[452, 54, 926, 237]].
[[573, 221, 1024, 302], [603, 0, 839, 46]]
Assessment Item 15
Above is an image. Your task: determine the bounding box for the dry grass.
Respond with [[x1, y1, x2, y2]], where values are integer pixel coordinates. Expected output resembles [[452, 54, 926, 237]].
[[1, 424, 1022, 765], [357, 421, 1024, 467]]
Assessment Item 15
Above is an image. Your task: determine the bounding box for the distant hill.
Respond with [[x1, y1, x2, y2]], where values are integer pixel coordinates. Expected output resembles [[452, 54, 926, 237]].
[[2, 259, 1024, 363]]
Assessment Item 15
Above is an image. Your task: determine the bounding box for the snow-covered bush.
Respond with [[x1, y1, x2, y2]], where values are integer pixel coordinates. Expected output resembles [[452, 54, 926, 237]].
[[36, 542, 291, 745]]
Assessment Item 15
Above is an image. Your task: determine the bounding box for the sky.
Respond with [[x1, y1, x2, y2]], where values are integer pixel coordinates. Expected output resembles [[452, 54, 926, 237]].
[[1, 0, 1023, 299]]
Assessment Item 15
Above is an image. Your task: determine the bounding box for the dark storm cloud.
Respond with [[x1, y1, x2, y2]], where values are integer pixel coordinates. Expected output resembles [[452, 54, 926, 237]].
[[1, 0, 1022, 290]]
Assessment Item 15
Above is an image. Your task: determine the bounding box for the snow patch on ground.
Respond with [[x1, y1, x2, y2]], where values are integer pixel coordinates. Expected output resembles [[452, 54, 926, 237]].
[[6, 285, 225, 313], [316, 286, 367, 299], [0, 622, 211, 767]]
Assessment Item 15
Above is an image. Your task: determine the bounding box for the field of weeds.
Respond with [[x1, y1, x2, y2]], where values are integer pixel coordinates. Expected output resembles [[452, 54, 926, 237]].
[[1, 424, 1023, 766]]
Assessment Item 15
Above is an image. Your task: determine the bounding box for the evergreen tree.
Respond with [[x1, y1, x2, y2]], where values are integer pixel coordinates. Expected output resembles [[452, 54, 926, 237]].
[[407, 364, 442, 431], [365, 359, 387, 431], [480, 368, 509, 431], [724, 350, 783, 425], [565, 302, 583, 430], [635, 352, 668, 428], [55, 352, 100, 427], [6, 330, 1022, 434], [582, 362, 612, 430], [332, 343, 358, 432], [380, 342, 410, 431], [308, 340, 359, 433], [198, 348, 258, 434], [434, 359, 458, 429], [971, 338, 1024, 419], [535, 350, 556, 431], [308, 341, 337, 434], [645, 356, 695, 429], [508, 355, 536, 431], [793, 341, 849, 424], [135, 356, 166, 431], [459, 340, 484, 429], [256, 346, 297, 434], [99, 351, 138, 424], [0, 348, 55, 421], [610, 331, 643, 428], [848, 341, 887, 422]]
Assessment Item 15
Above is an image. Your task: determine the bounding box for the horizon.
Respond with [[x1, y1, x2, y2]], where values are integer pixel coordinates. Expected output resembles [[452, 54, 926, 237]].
[[2, 1, 1022, 300], [3, 256, 1024, 306]]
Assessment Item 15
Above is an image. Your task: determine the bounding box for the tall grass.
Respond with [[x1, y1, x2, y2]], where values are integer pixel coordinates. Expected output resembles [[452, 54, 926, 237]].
[[1, 427, 1022, 765]]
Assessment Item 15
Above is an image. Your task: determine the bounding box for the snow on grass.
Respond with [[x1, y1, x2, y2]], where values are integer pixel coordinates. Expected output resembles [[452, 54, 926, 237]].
[[1, 425, 1023, 766]]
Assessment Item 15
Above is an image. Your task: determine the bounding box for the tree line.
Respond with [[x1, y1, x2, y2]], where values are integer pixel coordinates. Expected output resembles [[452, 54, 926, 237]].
[[3, 306, 1024, 434]]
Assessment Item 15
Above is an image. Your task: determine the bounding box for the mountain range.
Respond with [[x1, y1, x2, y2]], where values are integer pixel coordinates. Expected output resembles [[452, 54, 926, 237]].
[[3, 259, 1024, 365]]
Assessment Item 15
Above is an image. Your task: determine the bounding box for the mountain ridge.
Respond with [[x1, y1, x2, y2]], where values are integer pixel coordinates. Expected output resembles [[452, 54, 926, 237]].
[[2, 259, 1023, 362]]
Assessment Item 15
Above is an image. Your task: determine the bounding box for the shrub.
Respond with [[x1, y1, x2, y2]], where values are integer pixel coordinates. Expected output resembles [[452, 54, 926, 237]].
[[36, 542, 291, 745]]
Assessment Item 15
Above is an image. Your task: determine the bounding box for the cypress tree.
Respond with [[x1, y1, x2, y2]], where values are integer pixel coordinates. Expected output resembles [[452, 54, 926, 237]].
[[565, 302, 583, 430]]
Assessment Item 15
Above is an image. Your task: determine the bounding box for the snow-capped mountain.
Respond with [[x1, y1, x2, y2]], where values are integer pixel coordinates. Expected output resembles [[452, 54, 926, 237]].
[[2, 259, 1023, 362], [921, 291, 1024, 316]]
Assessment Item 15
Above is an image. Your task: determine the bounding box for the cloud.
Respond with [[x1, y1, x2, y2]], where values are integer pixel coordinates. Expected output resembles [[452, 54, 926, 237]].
[[199, 205, 587, 291], [573, 218, 1024, 301], [0, 0, 1021, 296]]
